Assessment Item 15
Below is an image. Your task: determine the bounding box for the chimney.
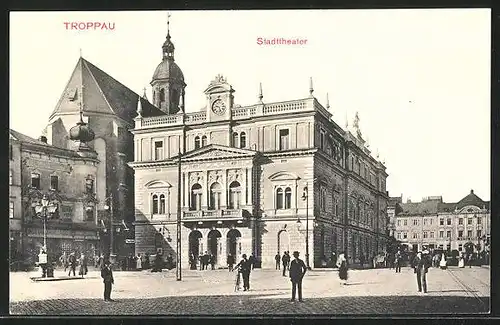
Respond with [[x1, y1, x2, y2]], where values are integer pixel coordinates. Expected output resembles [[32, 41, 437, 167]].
[[38, 136, 47, 143], [471, 189, 474, 194]]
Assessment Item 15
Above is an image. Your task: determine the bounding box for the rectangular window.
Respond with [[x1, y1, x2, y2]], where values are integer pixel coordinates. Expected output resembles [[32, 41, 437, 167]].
[[459, 218, 463, 225], [413, 219, 418, 226], [9, 202, 14, 219], [477, 230, 482, 238], [50, 175, 59, 191], [403, 219, 407, 226], [447, 230, 451, 238], [430, 232, 434, 238], [279, 129, 289, 151], [477, 217, 482, 225], [397, 220, 401, 226], [86, 178, 94, 194], [154, 141, 164, 160], [319, 131, 325, 150], [351, 157, 354, 171], [439, 231, 444, 238], [423, 219, 427, 226], [403, 232, 407, 239], [439, 218, 444, 226], [31, 173, 40, 189], [412, 233, 418, 239], [396, 232, 401, 239], [467, 230, 473, 238], [458, 230, 463, 238], [9, 170, 13, 185], [423, 232, 428, 239], [468, 218, 472, 225], [458, 244, 463, 251], [447, 218, 451, 225]]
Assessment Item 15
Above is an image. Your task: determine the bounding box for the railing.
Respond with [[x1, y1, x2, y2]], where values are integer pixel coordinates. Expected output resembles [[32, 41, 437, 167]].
[[185, 111, 207, 124], [183, 209, 243, 220], [263, 99, 308, 115], [142, 115, 183, 127]]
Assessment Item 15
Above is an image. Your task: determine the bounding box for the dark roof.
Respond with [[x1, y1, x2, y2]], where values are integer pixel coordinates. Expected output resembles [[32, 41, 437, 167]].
[[388, 196, 402, 206], [400, 200, 440, 215], [50, 57, 165, 122], [10, 129, 82, 159], [438, 202, 456, 213], [455, 190, 486, 210]]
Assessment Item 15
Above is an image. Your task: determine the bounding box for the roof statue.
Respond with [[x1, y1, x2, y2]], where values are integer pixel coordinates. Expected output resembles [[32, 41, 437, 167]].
[[353, 111, 363, 139], [142, 87, 148, 100], [326, 93, 330, 110], [309, 77, 314, 97], [258, 82, 263, 103], [136, 95, 143, 118]]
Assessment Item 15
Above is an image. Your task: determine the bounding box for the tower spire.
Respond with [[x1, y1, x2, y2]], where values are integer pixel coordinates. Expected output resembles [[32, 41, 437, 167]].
[[78, 85, 84, 123], [162, 12, 175, 60], [167, 12, 171, 36], [258, 82, 263, 103], [142, 87, 148, 100], [309, 77, 314, 97]]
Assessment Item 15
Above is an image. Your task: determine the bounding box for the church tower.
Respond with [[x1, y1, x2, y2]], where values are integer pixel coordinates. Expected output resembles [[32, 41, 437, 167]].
[[151, 15, 186, 114]]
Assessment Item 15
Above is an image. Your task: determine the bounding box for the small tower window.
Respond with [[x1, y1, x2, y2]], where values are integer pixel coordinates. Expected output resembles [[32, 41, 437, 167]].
[[86, 178, 94, 194], [50, 175, 59, 191], [159, 89, 165, 102], [201, 136, 208, 147], [232, 132, 239, 148], [194, 136, 201, 150], [240, 132, 246, 148]]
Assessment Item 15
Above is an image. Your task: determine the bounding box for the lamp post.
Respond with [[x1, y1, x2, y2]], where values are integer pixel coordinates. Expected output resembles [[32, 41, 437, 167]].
[[103, 193, 115, 262], [176, 149, 182, 281], [35, 194, 56, 277], [300, 183, 311, 270]]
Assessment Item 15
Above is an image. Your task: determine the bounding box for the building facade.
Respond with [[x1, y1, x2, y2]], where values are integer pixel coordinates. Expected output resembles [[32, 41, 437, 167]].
[[129, 26, 390, 269], [9, 122, 101, 266], [394, 191, 490, 254]]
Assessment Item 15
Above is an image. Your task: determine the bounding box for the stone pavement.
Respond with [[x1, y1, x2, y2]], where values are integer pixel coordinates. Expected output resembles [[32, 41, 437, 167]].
[[9, 266, 490, 315]]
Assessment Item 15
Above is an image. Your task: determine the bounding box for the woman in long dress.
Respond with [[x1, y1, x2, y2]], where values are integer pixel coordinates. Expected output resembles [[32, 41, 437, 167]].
[[458, 253, 465, 268], [136, 253, 142, 270], [336, 252, 348, 285]]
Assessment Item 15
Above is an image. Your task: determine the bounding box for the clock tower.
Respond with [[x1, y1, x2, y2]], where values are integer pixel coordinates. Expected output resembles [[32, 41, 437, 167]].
[[204, 74, 234, 123]]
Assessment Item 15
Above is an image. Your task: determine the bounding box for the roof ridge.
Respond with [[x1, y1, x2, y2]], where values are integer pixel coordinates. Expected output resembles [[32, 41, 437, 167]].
[[49, 58, 83, 120], [81, 58, 117, 116]]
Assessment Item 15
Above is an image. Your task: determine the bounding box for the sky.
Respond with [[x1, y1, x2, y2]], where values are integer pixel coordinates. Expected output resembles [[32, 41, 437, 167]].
[[9, 9, 491, 203]]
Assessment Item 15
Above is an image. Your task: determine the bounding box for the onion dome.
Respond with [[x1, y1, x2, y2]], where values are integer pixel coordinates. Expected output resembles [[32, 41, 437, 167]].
[[69, 113, 95, 143], [152, 14, 185, 82]]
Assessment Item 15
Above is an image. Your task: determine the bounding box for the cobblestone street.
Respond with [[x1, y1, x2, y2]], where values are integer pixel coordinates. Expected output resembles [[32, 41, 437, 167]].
[[9, 266, 490, 315]]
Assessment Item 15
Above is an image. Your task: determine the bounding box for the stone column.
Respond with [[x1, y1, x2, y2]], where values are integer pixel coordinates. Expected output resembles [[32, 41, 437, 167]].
[[220, 233, 227, 268], [216, 237, 222, 268], [202, 171, 209, 210], [221, 171, 227, 209], [184, 173, 189, 208]]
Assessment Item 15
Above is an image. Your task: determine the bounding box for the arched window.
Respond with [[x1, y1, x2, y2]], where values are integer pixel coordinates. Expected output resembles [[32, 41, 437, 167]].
[[232, 132, 239, 148], [152, 194, 159, 214], [276, 188, 284, 210], [194, 136, 201, 150], [334, 195, 339, 216], [229, 181, 241, 209], [321, 188, 327, 211], [240, 132, 246, 148], [201, 135, 208, 147], [209, 183, 222, 210], [159, 88, 165, 102], [190, 184, 202, 211], [284, 187, 292, 209], [159, 194, 166, 214], [31, 172, 40, 189]]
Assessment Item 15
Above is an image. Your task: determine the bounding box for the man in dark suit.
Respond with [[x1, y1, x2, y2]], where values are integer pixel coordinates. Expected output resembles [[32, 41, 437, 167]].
[[275, 253, 281, 270], [413, 251, 430, 293], [282, 252, 290, 276], [235, 254, 252, 291], [289, 251, 307, 302], [100, 261, 114, 302]]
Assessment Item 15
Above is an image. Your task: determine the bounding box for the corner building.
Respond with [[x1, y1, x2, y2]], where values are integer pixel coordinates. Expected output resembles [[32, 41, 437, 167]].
[[130, 27, 390, 268]]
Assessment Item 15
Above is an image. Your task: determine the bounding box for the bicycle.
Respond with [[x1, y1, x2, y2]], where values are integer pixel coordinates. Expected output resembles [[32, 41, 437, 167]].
[[234, 269, 242, 292]]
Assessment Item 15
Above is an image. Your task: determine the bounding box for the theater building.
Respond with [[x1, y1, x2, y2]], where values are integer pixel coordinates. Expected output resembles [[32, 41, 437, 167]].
[[129, 25, 390, 268]]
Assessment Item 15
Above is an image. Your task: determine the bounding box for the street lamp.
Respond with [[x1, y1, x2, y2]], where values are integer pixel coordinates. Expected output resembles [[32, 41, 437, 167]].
[[300, 184, 311, 270], [103, 193, 115, 262], [34, 194, 57, 277]]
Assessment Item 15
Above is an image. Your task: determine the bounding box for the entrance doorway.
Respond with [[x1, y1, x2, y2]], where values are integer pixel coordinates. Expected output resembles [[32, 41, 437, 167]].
[[188, 230, 203, 259], [207, 229, 222, 264], [278, 230, 290, 254], [227, 229, 241, 257]]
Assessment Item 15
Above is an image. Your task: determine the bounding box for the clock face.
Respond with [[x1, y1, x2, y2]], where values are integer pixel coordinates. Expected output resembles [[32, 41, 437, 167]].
[[211, 99, 226, 115]]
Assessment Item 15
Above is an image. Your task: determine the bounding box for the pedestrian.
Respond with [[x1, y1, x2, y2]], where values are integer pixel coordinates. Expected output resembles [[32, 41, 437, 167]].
[[412, 251, 430, 293], [202, 252, 209, 270], [167, 253, 174, 270], [289, 251, 307, 302], [136, 253, 142, 270], [228, 254, 235, 272], [458, 253, 465, 268], [331, 251, 337, 268], [275, 252, 281, 270], [235, 254, 252, 291], [395, 250, 402, 273], [248, 254, 256, 270], [209, 254, 216, 270], [282, 251, 290, 276], [59, 252, 68, 272], [68, 252, 77, 276], [359, 254, 365, 269], [144, 252, 150, 270], [101, 260, 114, 302], [78, 253, 88, 278], [337, 251, 348, 285]]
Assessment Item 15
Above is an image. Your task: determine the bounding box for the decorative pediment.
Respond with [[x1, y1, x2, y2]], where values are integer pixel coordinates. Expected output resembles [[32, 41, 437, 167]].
[[144, 180, 173, 189], [268, 171, 300, 181], [458, 205, 481, 213], [179, 144, 257, 162]]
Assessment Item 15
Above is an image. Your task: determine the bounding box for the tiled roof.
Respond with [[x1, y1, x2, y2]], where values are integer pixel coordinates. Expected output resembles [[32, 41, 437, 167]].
[[9, 129, 82, 159], [400, 200, 440, 215], [455, 190, 486, 210], [438, 202, 456, 213], [49, 57, 165, 122], [399, 190, 490, 215]]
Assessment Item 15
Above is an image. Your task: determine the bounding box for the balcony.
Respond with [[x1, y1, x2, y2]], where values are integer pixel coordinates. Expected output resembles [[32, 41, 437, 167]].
[[183, 209, 246, 221]]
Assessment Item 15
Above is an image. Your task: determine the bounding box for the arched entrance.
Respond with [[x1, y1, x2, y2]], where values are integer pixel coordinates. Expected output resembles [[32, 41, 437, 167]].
[[278, 230, 290, 255], [227, 229, 242, 258], [207, 229, 222, 264], [188, 230, 203, 260]]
